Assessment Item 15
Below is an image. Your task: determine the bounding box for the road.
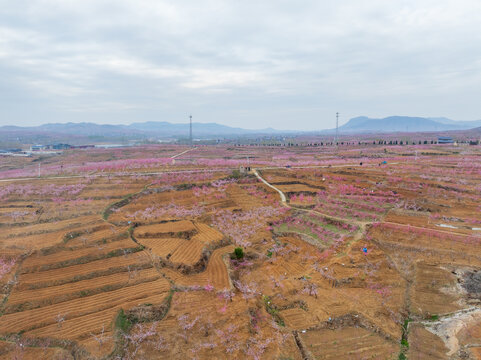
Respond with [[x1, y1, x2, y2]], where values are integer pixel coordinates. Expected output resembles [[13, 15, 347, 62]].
[[252, 169, 287, 204], [170, 147, 196, 159], [0, 161, 400, 183]]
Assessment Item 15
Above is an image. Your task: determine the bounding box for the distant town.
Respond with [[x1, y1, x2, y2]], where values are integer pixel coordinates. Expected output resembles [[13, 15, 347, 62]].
[[0, 143, 137, 157], [1, 134, 479, 159]]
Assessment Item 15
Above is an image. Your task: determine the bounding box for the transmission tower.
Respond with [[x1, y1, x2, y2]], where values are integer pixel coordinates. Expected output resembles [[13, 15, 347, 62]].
[[189, 115, 193, 147], [335, 112, 339, 145]]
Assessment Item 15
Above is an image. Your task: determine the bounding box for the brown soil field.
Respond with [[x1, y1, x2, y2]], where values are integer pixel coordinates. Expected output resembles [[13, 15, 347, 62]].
[[79, 183, 145, 198], [385, 211, 481, 236], [146, 290, 301, 359], [168, 244, 235, 289], [134, 220, 196, 237], [22, 291, 171, 360], [138, 237, 187, 258], [16, 251, 151, 289], [368, 225, 481, 268], [280, 307, 320, 329], [20, 236, 133, 271], [192, 222, 224, 243], [408, 323, 450, 359], [300, 326, 399, 359], [225, 184, 267, 209], [6, 267, 160, 312], [135, 221, 225, 268], [0, 216, 105, 251], [27, 292, 170, 346], [0, 278, 170, 333], [409, 262, 462, 317], [64, 225, 130, 247], [276, 183, 321, 194], [0, 340, 73, 360], [168, 239, 205, 266], [1, 215, 101, 239]]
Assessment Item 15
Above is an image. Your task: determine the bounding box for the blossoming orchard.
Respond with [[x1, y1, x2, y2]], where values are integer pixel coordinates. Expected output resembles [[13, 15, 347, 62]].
[[0, 142, 480, 359]]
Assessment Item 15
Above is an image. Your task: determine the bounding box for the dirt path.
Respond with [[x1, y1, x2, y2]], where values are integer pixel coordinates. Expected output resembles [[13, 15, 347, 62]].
[[253, 169, 287, 203], [382, 221, 477, 239], [0, 167, 236, 183], [0, 161, 405, 183], [170, 147, 196, 159]]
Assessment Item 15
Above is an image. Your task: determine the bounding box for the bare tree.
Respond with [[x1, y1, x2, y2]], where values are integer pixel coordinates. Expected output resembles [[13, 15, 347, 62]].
[[55, 313, 67, 329], [90, 325, 111, 350]]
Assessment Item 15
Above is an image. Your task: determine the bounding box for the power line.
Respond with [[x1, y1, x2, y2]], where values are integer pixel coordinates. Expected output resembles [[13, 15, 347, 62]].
[[189, 115, 193, 147], [335, 112, 339, 145]]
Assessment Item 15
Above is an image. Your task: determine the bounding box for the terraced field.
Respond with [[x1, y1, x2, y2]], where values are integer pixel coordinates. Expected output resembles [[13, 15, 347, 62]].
[[134, 220, 225, 269], [0, 144, 480, 359], [164, 244, 235, 288], [300, 326, 398, 359]]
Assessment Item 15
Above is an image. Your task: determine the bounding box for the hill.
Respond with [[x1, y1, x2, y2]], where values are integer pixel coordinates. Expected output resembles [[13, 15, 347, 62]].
[[1, 122, 284, 137], [1, 117, 480, 146], [338, 116, 481, 133], [0, 121, 295, 145]]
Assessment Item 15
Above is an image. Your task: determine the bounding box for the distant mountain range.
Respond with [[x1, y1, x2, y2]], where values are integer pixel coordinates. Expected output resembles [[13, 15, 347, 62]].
[[0, 121, 297, 146], [1, 116, 480, 146], [337, 116, 481, 133], [0, 121, 287, 138]]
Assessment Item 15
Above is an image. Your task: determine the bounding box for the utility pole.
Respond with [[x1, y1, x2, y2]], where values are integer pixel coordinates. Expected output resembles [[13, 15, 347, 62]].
[[189, 115, 193, 147], [335, 112, 339, 145], [38, 163, 41, 177]]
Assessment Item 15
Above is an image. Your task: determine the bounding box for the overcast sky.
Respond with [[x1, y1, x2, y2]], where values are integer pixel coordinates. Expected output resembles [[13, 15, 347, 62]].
[[1, 0, 480, 130]]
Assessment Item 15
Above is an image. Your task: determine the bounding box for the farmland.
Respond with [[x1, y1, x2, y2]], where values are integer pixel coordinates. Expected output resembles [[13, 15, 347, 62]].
[[0, 142, 480, 359]]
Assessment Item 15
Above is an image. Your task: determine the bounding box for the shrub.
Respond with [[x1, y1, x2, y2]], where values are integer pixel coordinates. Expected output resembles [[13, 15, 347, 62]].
[[115, 308, 132, 334], [176, 183, 194, 190], [230, 170, 242, 179], [234, 247, 244, 260]]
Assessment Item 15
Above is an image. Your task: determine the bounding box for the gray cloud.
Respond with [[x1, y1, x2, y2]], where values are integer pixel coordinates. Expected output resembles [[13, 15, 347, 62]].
[[1, 0, 480, 130]]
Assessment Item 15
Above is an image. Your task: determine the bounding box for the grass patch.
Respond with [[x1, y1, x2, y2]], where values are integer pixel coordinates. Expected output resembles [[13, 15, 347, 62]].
[[63, 231, 83, 243], [176, 183, 195, 190], [274, 223, 332, 247], [115, 308, 133, 334], [398, 317, 411, 359], [262, 295, 285, 327], [103, 185, 148, 221]]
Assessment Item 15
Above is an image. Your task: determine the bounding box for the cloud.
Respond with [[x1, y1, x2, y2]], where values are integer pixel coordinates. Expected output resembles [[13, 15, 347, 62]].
[[0, 0, 480, 129]]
